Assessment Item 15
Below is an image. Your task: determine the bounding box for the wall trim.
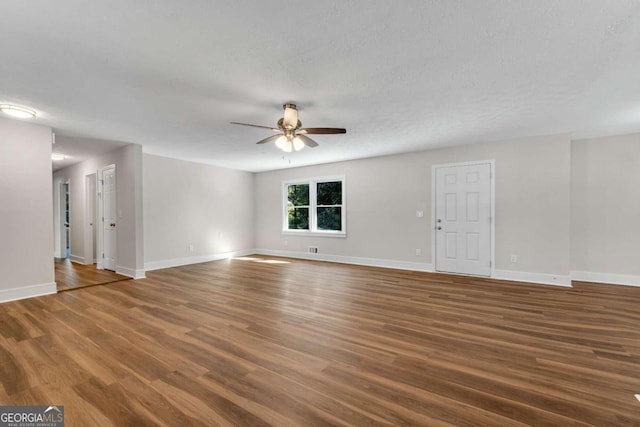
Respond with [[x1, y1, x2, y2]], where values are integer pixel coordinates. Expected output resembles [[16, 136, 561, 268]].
[[116, 265, 146, 279], [256, 249, 574, 288], [144, 249, 256, 272], [571, 270, 640, 287], [493, 269, 572, 287], [69, 254, 86, 264], [254, 248, 435, 272], [0, 282, 57, 304]]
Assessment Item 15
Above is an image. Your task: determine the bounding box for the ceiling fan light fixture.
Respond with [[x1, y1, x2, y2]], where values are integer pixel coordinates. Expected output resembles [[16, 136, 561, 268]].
[[275, 135, 287, 150], [282, 139, 294, 153], [283, 103, 298, 129], [292, 136, 305, 151], [0, 104, 36, 119], [231, 102, 346, 151]]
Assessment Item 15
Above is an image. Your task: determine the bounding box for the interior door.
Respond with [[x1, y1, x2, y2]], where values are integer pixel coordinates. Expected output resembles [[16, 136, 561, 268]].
[[435, 162, 492, 276], [102, 166, 117, 271], [85, 174, 97, 264]]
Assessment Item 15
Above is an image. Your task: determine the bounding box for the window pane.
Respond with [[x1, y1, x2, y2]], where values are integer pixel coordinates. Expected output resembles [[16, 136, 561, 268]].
[[317, 181, 342, 205], [288, 207, 309, 230], [317, 207, 341, 231], [288, 184, 309, 206]]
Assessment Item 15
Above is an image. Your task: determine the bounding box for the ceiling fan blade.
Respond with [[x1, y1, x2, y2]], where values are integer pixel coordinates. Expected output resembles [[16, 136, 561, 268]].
[[256, 134, 282, 145], [298, 127, 347, 134], [230, 122, 279, 131], [297, 134, 319, 148]]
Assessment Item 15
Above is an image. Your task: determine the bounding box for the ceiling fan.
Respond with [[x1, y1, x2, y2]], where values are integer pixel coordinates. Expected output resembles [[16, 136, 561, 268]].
[[231, 103, 346, 152]]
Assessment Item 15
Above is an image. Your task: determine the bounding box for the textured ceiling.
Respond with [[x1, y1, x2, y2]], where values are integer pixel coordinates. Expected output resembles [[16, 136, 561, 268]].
[[1, 1, 640, 172]]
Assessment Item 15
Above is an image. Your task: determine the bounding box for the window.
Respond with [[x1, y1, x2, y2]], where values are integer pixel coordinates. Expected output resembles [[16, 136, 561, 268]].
[[283, 177, 345, 235]]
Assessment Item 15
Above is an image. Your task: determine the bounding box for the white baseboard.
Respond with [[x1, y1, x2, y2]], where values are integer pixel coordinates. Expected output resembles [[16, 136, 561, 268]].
[[571, 270, 640, 287], [0, 282, 57, 304], [255, 250, 574, 287], [254, 248, 435, 272], [144, 249, 256, 272], [69, 254, 86, 264], [115, 265, 146, 279], [493, 269, 572, 287], [145, 248, 576, 288]]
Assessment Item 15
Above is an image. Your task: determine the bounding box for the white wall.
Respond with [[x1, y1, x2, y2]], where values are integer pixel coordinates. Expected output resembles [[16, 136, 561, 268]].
[[0, 117, 55, 302], [255, 134, 572, 285], [143, 154, 255, 270], [571, 133, 640, 285], [53, 143, 145, 278]]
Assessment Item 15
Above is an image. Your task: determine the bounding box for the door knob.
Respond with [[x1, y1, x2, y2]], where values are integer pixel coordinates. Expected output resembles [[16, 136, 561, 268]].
[[436, 226, 442, 230]]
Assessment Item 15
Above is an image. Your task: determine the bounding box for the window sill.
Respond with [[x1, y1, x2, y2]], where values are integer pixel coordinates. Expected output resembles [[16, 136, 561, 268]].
[[282, 230, 347, 238]]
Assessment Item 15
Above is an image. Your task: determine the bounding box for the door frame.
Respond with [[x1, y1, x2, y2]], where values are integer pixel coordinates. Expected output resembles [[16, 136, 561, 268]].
[[431, 160, 496, 277], [97, 164, 116, 270], [55, 180, 70, 259]]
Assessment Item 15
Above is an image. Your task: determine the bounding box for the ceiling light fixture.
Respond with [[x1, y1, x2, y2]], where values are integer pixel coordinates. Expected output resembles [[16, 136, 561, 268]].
[[51, 153, 66, 161], [274, 134, 305, 153], [292, 136, 305, 151], [231, 103, 346, 152], [0, 104, 37, 119]]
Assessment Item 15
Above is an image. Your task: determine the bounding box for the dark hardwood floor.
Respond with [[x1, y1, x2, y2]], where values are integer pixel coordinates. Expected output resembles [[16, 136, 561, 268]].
[[55, 259, 130, 291], [2, 256, 639, 426]]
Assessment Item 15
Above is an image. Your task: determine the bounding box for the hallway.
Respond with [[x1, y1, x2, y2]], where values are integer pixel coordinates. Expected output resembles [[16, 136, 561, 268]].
[[55, 259, 130, 292]]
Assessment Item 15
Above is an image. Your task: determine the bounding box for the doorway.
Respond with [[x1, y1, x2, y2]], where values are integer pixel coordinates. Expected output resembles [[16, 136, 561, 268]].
[[56, 180, 70, 259], [53, 167, 128, 292], [433, 161, 494, 277]]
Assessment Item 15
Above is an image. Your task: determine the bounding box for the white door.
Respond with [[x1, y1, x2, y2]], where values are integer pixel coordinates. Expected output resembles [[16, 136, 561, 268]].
[[102, 166, 117, 271], [85, 174, 97, 264], [435, 162, 492, 276]]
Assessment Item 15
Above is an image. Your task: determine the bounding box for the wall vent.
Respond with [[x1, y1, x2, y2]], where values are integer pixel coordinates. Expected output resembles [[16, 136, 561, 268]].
[[308, 246, 318, 254]]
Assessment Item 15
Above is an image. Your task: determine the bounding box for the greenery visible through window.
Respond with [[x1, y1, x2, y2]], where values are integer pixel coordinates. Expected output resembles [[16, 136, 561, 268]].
[[316, 181, 342, 231], [284, 178, 345, 234], [287, 184, 309, 230]]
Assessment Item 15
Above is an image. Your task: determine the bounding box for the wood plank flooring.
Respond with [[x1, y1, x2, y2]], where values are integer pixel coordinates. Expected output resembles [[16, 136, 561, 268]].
[[55, 259, 130, 291], [2, 256, 639, 426]]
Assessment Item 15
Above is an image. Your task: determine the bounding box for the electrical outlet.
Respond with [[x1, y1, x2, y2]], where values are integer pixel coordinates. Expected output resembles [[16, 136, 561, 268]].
[[188, 244, 194, 253], [510, 254, 518, 263], [284, 240, 288, 247], [416, 210, 424, 218], [308, 246, 318, 254], [415, 248, 422, 256]]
